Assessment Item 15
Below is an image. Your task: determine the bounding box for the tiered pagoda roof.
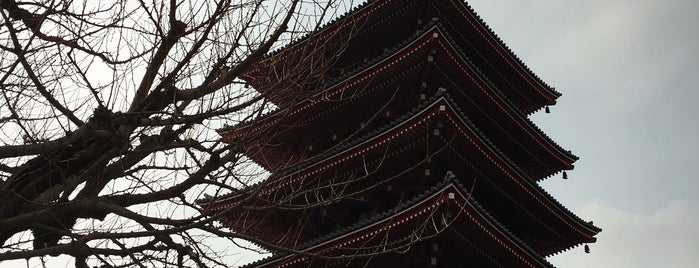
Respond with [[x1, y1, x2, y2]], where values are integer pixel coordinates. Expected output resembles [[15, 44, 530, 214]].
[[224, 24, 575, 180], [239, 174, 557, 268], [241, 0, 559, 114], [208, 93, 599, 255], [207, 0, 600, 266]]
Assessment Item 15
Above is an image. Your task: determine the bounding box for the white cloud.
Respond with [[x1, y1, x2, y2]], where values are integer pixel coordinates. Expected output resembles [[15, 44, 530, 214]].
[[549, 200, 699, 267]]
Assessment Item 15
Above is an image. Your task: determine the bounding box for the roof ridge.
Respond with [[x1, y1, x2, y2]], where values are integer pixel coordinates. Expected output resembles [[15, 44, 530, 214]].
[[434, 25, 578, 161], [452, 0, 560, 97], [205, 93, 448, 204], [217, 21, 440, 134], [263, 0, 560, 99], [220, 22, 577, 164], [438, 92, 599, 232], [210, 91, 598, 233], [240, 171, 557, 268]]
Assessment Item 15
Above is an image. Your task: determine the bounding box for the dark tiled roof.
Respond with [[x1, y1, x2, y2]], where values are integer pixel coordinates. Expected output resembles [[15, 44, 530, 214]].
[[204, 92, 448, 205], [217, 22, 440, 134], [437, 93, 597, 233], [432, 24, 577, 161], [240, 172, 557, 268], [219, 22, 577, 164], [208, 91, 599, 234], [256, 0, 560, 97], [453, 0, 560, 97], [222, 0, 564, 135]]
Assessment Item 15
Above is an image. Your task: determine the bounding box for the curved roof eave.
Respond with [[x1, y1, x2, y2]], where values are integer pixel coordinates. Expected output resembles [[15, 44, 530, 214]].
[[448, 0, 561, 98], [220, 23, 577, 165], [215, 92, 599, 235], [240, 173, 557, 268], [242, 0, 561, 108]]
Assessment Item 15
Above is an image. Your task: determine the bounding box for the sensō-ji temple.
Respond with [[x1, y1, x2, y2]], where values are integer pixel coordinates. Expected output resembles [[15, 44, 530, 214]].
[[199, 0, 601, 266]]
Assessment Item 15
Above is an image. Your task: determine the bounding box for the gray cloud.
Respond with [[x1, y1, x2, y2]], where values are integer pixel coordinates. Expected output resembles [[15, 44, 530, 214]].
[[549, 200, 699, 267]]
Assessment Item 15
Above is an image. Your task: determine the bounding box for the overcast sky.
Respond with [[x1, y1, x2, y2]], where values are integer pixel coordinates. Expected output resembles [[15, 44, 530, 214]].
[[467, 0, 699, 267]]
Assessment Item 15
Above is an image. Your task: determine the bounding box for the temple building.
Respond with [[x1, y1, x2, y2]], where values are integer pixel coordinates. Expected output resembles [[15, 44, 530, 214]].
[[200, 0, 600, 266]]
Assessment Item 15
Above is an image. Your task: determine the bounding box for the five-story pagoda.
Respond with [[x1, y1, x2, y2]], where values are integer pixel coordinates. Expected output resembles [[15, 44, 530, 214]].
[[199, 0, 600, 267]]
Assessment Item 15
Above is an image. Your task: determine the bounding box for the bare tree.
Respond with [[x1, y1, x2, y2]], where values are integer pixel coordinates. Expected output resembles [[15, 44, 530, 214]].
[[0, 0, 366, 266]]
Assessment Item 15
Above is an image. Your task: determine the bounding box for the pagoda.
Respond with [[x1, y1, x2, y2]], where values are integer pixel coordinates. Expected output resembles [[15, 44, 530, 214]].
[[200, 0, 600, 267]]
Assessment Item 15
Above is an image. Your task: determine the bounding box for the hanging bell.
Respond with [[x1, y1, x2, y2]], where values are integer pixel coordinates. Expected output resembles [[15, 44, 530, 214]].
[[545, 106, 551, 113], [562, 171, 568, 180], [584, 244, 590, 254]]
